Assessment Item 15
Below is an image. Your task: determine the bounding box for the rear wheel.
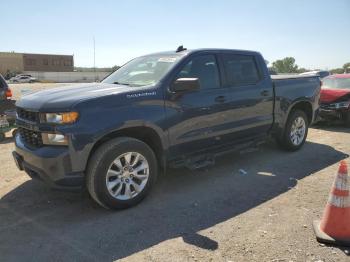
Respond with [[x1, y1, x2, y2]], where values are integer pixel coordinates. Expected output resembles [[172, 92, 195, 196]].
[[86, 137, 158, 209], [277, 110, 309, 151]]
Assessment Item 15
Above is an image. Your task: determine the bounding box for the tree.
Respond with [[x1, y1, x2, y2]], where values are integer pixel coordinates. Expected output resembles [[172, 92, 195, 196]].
[[297, 67, 308, 74], [330, 68, 344, 74], [330, 63, 350, 74], [343, 62, 350, 73], [271, 57, 299, 74]]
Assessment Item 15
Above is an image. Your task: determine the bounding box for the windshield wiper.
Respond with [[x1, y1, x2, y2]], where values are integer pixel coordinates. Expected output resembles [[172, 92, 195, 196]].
[[113, 81, 131, 86]]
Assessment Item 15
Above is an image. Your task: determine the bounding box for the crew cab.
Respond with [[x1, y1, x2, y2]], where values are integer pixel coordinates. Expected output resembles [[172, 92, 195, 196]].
[[12, 48, 321, 209]]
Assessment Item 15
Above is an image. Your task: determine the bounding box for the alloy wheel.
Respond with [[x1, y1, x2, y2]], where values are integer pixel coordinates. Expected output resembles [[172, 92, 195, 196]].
[[105, 152, 149, 200]]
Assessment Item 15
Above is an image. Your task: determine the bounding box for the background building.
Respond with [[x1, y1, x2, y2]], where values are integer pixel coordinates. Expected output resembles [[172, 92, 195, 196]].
[[0, 52, 74, 75], [0, 52, 23, 75]]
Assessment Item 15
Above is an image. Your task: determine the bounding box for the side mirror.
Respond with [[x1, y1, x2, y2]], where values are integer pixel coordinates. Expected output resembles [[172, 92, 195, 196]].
[[171, 78, 200, 92]]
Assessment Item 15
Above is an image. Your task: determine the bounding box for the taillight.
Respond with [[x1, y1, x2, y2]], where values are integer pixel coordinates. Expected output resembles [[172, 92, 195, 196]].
[[5, 88, 12, 99]]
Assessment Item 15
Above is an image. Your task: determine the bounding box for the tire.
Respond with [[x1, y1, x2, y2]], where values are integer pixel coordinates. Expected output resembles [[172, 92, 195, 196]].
[[0, 133, 4, 142], [86, 137, 158, 210], [277, 109, 309, 151]]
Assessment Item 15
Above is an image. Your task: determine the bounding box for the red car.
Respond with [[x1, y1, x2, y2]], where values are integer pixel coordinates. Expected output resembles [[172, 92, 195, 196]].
[[319, 74, 350, 126]]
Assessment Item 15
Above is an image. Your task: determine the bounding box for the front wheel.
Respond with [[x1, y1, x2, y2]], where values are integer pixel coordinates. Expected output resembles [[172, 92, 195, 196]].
[[277, 110, 309, 151], [86, 137, 158, 210]]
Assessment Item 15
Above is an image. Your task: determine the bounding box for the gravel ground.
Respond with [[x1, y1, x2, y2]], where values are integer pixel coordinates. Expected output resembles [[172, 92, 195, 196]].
[[0, 83, 349, 261]]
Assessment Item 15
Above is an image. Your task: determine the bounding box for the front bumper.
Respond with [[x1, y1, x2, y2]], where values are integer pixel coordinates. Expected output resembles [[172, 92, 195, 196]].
[[318, 106, 349, 121], [13, 135, 85, 190]]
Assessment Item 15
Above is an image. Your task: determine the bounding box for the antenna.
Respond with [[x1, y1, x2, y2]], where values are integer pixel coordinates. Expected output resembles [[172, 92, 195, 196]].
[[176, 45, 187, 53]]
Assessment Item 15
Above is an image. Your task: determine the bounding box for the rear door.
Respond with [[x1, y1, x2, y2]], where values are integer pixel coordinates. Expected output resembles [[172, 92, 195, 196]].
[[218, 52, 274, 143], [165, 53, 230, 158]]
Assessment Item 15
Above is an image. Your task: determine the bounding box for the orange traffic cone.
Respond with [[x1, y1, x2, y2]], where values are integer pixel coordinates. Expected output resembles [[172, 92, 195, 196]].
[[313, 160, 350, 246]]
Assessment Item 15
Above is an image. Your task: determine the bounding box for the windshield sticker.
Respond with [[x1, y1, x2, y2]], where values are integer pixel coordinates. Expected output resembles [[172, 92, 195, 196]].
[[158, 57, 177, 63], [127, 91, 156, 99]]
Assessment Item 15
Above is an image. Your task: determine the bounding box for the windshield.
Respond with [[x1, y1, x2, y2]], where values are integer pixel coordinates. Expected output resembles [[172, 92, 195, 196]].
[[323, 77, 350, 89], [102, 54, 183, 87]]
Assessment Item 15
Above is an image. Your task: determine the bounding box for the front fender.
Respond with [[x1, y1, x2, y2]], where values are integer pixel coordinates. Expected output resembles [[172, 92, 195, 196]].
[[57, 92, 168, 173]]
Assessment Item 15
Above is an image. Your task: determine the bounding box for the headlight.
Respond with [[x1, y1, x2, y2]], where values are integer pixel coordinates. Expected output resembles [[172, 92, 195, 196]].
[[42, 133, 68, 145], [43, 112, 79, 124], [331, 101, 350, 109]]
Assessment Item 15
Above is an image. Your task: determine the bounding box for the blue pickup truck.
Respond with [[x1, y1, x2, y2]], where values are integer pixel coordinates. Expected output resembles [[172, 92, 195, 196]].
[[12, 47, 321, 209]]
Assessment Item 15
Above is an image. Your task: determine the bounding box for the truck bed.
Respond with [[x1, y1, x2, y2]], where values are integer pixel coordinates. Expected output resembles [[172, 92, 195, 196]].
[[271, 74, 319, 80], [271, 74, 321, 127]]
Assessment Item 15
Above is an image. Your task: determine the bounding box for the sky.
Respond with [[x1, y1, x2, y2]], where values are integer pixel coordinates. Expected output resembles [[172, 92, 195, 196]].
[[1, 0, 349, 69]]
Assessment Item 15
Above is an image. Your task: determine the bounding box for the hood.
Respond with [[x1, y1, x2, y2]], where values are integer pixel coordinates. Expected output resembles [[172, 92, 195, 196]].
[[320, 88, 350, 103], [16, 83, 141, 111]]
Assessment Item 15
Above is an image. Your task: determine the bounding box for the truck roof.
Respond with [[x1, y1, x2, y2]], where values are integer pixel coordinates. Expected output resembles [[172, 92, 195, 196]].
[[146, 48, 261, 57]]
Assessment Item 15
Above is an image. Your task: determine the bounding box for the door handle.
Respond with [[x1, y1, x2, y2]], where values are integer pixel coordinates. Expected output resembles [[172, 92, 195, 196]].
[[261, 90, 270, 96], [215, 96, 226, 103]]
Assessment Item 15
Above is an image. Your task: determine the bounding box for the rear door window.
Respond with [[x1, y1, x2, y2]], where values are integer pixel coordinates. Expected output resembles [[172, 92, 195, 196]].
[[222, 54, 260, 86]]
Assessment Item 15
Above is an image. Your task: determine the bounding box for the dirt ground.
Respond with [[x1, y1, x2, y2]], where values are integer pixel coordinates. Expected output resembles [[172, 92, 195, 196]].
[[0, 83, 350, 262]]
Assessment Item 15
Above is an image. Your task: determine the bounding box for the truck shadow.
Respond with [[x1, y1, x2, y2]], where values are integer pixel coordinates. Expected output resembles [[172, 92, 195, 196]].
[[0, 141, 348, 261]]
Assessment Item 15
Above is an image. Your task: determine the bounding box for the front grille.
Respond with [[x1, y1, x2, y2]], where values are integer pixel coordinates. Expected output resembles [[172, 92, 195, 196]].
[[16, 108, 39, 122], [320, 104, 335, 110], [18, 127, 43, 147]]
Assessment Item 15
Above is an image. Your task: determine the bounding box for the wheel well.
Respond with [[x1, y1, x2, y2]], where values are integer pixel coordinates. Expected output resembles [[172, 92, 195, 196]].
[[290, 101, 313, 124], [89, 127, 165, 170]]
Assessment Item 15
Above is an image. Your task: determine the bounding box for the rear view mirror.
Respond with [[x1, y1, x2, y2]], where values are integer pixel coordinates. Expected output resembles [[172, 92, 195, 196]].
[[171, 78, 200, 92]]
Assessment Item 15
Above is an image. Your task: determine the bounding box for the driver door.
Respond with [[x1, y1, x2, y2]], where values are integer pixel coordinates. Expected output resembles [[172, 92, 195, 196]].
[[164, 53, 230, 158]]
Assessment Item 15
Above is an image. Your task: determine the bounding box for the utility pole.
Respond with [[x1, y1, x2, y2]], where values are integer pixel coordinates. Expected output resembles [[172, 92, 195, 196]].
[[93, 36, 96, 81]]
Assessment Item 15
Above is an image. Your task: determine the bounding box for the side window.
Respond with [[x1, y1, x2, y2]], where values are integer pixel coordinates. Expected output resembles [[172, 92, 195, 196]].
[[176, 55, 220, 90], [222, 54, 260, 86]]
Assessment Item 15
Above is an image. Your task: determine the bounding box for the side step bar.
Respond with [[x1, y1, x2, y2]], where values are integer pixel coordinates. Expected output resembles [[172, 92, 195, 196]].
[[169, 138, 266, 170]]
